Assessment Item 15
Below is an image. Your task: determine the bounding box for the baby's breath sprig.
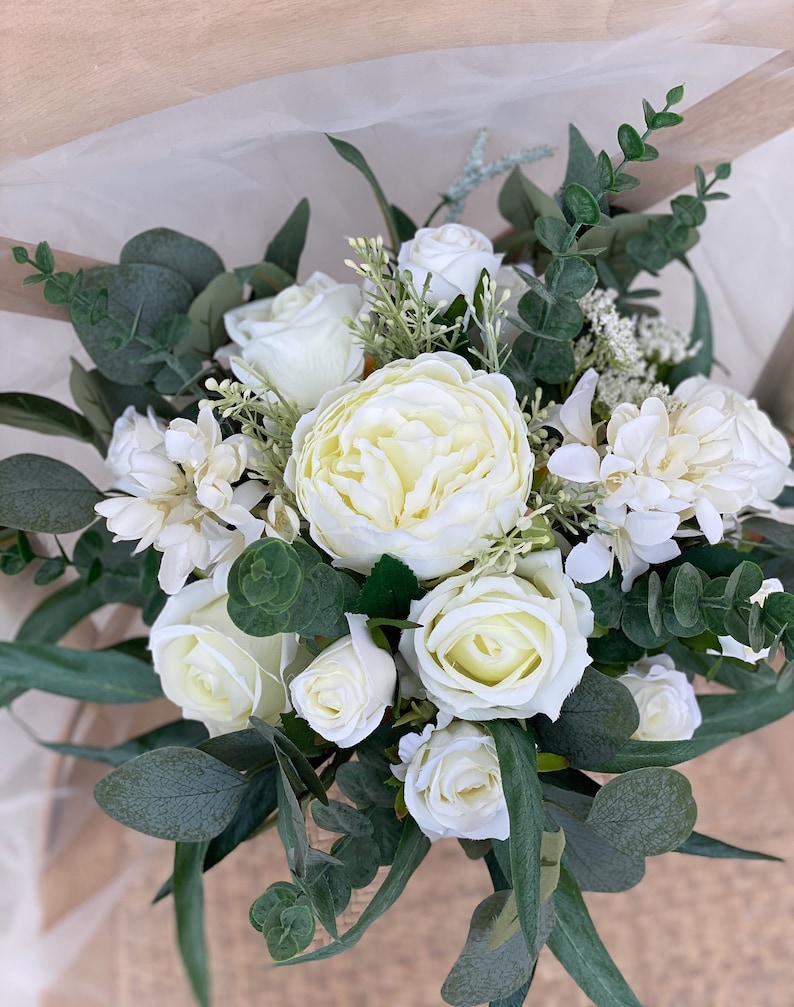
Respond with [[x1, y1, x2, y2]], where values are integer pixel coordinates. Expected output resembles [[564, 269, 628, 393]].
[[465, 276, 512, 374], [465, 509, 558, 578], [345, 237, 467, 366], [202, 378, 301, 503], [532, 475, 603, 539]]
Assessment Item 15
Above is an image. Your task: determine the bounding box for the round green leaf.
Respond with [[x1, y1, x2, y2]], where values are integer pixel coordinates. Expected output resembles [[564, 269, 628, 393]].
[[250, 882, 301, 931], [120, 227, 224, 295], [71, 263, 195, 385], [0, 454, 103, 533], [264, 903, 315, 961], [564, 183, 601, 227], [586, 767, 698, 856], [617, 123, 645, 161]]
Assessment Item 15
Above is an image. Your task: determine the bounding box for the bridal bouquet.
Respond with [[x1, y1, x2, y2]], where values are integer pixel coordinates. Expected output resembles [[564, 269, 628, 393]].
[[2, 86, 793, 1007]]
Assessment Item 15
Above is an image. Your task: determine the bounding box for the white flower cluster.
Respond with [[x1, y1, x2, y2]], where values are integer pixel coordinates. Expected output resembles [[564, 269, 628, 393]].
[[548, 367, 791, 588], [96, 406, 265, 594]]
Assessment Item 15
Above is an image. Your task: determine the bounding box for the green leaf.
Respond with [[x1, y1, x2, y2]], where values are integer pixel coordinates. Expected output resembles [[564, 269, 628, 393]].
[[488, 722, 543, 962], [528, 336, 576, 385], [242, 260, 297, 299], [543, 785, 645, 894], [650, 110, 684, 129], [250, 717, 328, 805], [563, 126, 609, 213], [95, 747, 248, 841], [120, 228, 224, 295], [390, 204, 418, 243], [250, 882, 302, 931], [0, 454, 103, 533], [594, 734, 738, 773], [265, 198, 310, 279], [42, 719, 208, 767], [312, 799, 374, 838], [668, 274, 712, 385], [335, 761, 395, 809], [330, 833, 380, 889], [14, 579, 105, 645], [696, 683, 794, 737], [617, 124, 645, 161], [173, 841, 210, 1007], [265, 901, 316, 961], [181, 272, 243, 358], [671, 194, 706, 228], [665, 84, 685, 105], [353, 554, 423, 620], [35, 241, 55, 272], [12, 245, 30, 264], [547, 865, 643, 1007], [588, 629, 644, 666], [517, 293, 583, 341], [71, 264, 195, 385], [714, 162, 731, 180], [581, 570, 624, 629], [0, 392, 97, 444], [609, 173, 641, 194], [327, 135, 399, 249], [672, 562, 703, 627], [587, 767, 697, 856], [441, 891, 535, 1007], [675, 831, 782, 862], [564, 183, 601, 227], [534, 217, 571, 255], [533, 667, 640, 769], [277, 818, 431, 964], [498, 167, 565, 237], [0, 642, 162, 703], [596, 150, 614, 191], [545, 256, 597, 300]]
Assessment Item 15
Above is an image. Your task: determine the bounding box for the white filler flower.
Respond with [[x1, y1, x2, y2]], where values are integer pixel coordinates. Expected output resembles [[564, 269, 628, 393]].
[[619, 654, 702, 742], [289, 614, 397, 748], [399, 549, 592, 721], [149, 579, 293, 737], [397, 224, 503, 305], [287, 352, 533, 580], [393, 718, 509, 842], [221, 271, 365, 410]]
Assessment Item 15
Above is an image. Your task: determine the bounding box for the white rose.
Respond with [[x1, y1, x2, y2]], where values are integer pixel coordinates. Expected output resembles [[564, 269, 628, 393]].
[[287, 352, 533, 580], [397, 225, 503, 305], [618, 654, 702, 742], [106, 405, 167, 486], [149, 579, 294, 736], [392, 718, 509, 842], [676, 376, 794, 503], [399, 549, 593, 721], [221, 271, 365, 410], [718, 577, 784, 663], [289, 614, 397, 747]]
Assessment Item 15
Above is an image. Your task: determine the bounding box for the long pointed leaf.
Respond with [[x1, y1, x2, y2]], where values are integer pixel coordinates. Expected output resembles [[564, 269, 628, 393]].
[[675, 830, 783, 862], [547, 864, 642, 1006], [326, 135, 398, 249], [174, 841, 211, 1007]]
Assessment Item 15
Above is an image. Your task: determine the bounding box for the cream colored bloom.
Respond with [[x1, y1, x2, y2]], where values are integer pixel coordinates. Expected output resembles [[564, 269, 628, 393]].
[[397, 224, 502, 304], [289, 614, 397, 747], [399, 549, 592, 721], [106, 405, 167, 488], [221, 271, 365, 410], [287, 352, 533, 580], [149, 579, 293, 736], [392, 718, 509, 842], [619, 654, 702, 742]]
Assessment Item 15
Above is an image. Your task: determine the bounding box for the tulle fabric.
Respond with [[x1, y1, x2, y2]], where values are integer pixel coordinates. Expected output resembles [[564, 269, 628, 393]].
[[1, 12, 792, 1002]]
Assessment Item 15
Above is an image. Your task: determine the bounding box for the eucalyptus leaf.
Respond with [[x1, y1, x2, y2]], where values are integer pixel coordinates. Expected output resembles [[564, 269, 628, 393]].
[[94, 747, 248, 841], [42, 719, 208, 767], [184, 272, 243, 358], [120, 227, 224, 295], [173, 841, 210, 1007], [696, 683, 794, 737], [0, 392, 96, 445], [586, 767, 697, 857], [675, 830, 782, 862], [594, 734, 738, 773], [0, 455, 103, 534]]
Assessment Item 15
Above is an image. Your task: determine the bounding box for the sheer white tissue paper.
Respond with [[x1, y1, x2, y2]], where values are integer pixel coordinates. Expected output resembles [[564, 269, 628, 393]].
[[1, 14, 792, 1004]]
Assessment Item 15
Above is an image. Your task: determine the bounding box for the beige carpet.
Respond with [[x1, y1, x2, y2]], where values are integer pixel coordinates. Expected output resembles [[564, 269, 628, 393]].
[[41, 713, 793, 1007]]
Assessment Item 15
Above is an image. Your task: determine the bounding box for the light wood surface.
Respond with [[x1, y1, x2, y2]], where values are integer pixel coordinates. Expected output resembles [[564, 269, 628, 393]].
[[4, 0, 793, 163]]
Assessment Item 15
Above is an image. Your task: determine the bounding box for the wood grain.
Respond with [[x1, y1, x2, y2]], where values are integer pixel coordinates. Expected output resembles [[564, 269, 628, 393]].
[[4, 0, 793, 162]]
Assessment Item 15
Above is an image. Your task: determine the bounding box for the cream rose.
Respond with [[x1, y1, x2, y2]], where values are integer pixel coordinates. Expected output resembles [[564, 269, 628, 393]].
[[149, 579, 293, 736], [399, 550, 593, 721], [676, 376, 794, 503], [221, 271, 365, 410], [397, 224, 503, 305], [106, 405, 167, 487], [287, 352, 533, 580], [392, 718, 509, 842], [618, 654, 702, 742], [289, 614, 397, 747]]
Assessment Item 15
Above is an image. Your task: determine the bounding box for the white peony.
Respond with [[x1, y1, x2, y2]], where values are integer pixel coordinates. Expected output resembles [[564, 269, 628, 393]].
[[397, 224, 503, 305], [221, 271, 365, 410], [289, 614, 397, 748], [399, 549, 592, 721], [96, 407, 265, 594], [618, 654, 702, 742], [149, 579, 294, 736], [392, 718, 509, 842], [676, 376, 794, 503], [105, 405, 167, 488], [287, 352, 533, 580], [718, 577, 783, 663]]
